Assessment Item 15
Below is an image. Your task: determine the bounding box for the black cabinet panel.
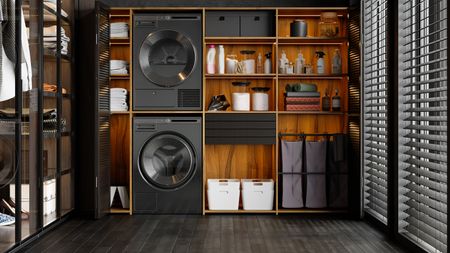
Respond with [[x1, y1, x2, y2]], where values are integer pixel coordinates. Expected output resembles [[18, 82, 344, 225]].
[[205, 113, 276, 144]]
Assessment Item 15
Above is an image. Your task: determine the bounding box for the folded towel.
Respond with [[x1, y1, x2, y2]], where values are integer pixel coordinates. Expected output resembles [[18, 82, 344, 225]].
[[111, 88, 128, 95], [110, 69, 128, 75], [285, 83, 318, 92]]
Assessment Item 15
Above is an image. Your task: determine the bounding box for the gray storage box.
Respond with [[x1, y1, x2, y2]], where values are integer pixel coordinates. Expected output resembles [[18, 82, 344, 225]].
[[240, 11, 274, 37], [206, 12, 240, 37]]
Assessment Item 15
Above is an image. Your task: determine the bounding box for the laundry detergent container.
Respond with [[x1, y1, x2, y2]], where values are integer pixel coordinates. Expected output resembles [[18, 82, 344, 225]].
[[241, 179, 274, 210], [207, 179, 240, 210]]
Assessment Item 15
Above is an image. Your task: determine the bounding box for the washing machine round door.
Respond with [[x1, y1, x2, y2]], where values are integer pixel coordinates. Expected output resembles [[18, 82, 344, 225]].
[[139, 30, 196, 87], [139, 133, 196, 189]]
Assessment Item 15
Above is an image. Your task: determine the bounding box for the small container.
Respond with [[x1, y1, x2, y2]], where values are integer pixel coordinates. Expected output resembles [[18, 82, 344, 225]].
[[251, 87, 271, 111], [319, 12, 339, 37], [304, 63, 313, 74], [232, 81, 251, 111], [322, 88, 331, 111], [290, 19, 308, 37], [332, 88, 341, 111], [207, 179, 240, 210], [240, 50, 256, 74], [286, 62, 294, 74], [226, 54, 238, 74], [241, 179, 274, 210]]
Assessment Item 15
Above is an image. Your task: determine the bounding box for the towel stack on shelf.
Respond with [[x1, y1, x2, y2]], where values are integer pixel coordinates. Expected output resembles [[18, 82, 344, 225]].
[[110, 60, 128, 75], [110, 22, 129, 38], [43, 26, 70, 55], [110, 88, 128, 112], [284, 83, 320, 111]]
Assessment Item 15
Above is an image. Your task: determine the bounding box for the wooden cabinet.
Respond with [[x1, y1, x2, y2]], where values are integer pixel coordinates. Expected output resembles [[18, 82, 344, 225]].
[[90, 6, 355, 216]]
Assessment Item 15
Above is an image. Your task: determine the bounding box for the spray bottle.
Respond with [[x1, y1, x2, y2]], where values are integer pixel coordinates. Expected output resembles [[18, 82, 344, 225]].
[[264, 52, 272, 74], [315, 51, 326, 74]]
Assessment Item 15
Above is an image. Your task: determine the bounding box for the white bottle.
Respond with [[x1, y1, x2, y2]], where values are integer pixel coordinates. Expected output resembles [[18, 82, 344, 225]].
[[279, 50, 288, 74], [295, 51, 305, 74], [218, 45, 225, 74], [332, 49, 342, 74], [264, 52, 272, 74], [257, 53, 263, 74], [206, 45, 216, 74]]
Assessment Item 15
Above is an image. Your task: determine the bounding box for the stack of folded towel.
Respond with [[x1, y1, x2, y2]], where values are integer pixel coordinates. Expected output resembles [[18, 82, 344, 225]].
[[284, 83, 320, 111], [110, 22, 129, 38], [110, 88, 128, 112], [110, 60, 128, 75], [43, 26, 70, 55]]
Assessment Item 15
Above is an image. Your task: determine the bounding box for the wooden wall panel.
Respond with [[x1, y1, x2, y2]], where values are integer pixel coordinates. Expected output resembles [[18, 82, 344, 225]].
[[205, 144, 275, 180], [278, 114, 345, 141], [110, 114, 130, 186]]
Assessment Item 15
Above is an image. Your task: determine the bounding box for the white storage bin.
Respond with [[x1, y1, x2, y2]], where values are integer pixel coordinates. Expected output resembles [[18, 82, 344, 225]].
[[207, 179, 240, 210], [241, 179, 274, 210]]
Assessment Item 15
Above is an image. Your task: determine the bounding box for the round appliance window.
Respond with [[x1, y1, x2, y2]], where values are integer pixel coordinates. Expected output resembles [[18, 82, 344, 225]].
[[139, 30, 196, 87], [139, 133, 196, 189]]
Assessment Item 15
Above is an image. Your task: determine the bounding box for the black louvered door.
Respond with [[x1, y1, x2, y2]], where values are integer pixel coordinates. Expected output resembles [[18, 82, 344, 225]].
[[95, 1, 111, 219]]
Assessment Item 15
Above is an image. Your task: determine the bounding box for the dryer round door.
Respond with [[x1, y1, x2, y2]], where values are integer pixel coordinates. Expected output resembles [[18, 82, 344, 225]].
[[139, 29, 197, 87], [138, 132, 196, 189]]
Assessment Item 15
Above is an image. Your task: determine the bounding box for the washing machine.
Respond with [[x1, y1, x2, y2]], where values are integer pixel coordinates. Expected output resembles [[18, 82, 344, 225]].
[[133, 117, 202, 214], [133, 13, 202, 111]]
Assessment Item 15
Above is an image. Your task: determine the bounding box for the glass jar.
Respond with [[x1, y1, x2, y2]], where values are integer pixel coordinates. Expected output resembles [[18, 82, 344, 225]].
[[240, 50, 256, 74], [232, 81, 251, 111], [251, 87, 270, 111], [226, 54, 238, 74], [319, 12, 339, 37]]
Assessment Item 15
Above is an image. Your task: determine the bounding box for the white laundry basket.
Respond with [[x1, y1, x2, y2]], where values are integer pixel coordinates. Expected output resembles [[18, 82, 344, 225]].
[[207, 179, 240, 210], [241, 179, 274, 210]]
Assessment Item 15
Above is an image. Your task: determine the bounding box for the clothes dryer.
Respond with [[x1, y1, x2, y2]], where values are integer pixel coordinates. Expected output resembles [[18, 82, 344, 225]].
[[133, 13, 202, 110]]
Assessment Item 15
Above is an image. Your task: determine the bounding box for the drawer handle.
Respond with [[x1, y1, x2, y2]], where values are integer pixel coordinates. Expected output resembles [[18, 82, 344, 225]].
[[254, 16, 260, 21], [219, 16, 225, 21]]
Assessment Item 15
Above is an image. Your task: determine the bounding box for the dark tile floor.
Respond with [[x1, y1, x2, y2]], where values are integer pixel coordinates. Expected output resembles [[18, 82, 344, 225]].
[[22, 215, 407, 253]]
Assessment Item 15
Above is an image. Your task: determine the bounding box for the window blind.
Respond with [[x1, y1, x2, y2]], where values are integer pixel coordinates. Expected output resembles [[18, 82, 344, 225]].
[[363, 0, 389, 224], [398, 0, 447, 252]]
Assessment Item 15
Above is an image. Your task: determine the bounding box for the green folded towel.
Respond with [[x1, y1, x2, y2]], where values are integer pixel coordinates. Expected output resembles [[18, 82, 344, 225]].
[[285, 83, 317, 92]]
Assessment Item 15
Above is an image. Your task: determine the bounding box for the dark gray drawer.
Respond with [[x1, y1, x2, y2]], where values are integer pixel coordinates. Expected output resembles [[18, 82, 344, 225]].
[[240, 11, 274, 37], [206, 12, 240, 37], [205, 113, 276, 144]]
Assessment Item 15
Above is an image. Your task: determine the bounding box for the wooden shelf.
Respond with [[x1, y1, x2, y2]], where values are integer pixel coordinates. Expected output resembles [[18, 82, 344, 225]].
[[277, 37, 348, 44], [132, 110, 202, 114], [111, 111, 130, 115], [278, 111, 345, 115], [205, 74, 276, 79], [110, 208, 130, 214], [205, 210, 277, 214], [110, 41, 130, 46], [205, 37, 276, 44], [278, 74, 347, 80], [205, 111, 276, 114], [110, 75, 130, 80], [277, 209, 348, 214]]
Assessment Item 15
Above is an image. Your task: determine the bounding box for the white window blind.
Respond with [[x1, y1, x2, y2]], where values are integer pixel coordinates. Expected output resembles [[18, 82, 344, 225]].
[[363, 0, 389, 224], [398, 0, 447, 252]]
